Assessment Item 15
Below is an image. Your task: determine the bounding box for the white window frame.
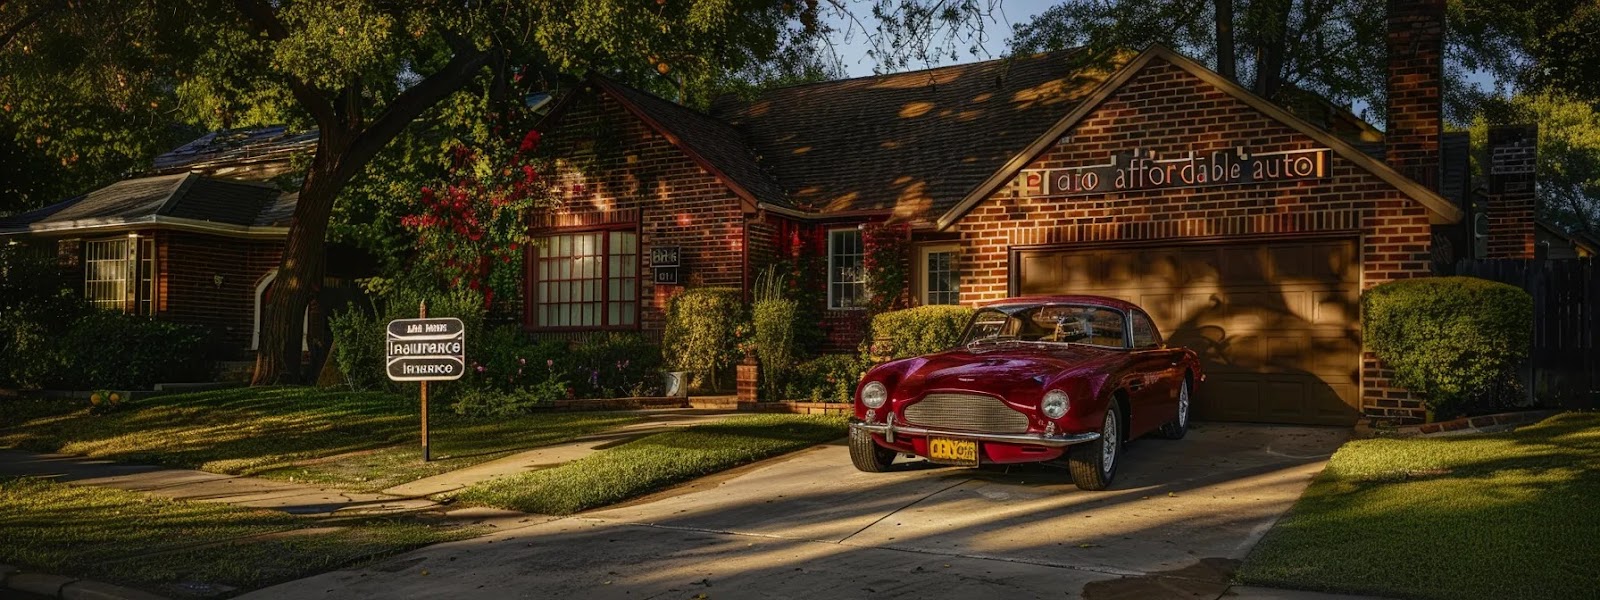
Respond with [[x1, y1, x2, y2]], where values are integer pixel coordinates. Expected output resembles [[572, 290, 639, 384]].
[[917, 244, 961, 306], [827, 227, 866, 310], [83, 234, 156, 315]]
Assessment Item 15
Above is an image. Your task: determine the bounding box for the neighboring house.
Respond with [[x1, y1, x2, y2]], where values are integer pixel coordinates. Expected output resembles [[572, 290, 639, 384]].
[[524, 0, 1531, 425], [1536, 220, 1599, 260], [0, 128, 353, 361]]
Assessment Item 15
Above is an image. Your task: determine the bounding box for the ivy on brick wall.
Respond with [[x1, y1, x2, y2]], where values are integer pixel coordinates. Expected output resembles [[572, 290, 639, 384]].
[[862, 222, 911, 316]]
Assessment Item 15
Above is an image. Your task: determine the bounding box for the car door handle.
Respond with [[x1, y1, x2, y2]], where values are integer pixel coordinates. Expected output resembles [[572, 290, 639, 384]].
[[1128, 380, 1145, 391]]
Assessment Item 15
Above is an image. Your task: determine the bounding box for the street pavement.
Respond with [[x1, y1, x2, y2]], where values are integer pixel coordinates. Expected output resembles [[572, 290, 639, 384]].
[[243, 422, 1357, 600]]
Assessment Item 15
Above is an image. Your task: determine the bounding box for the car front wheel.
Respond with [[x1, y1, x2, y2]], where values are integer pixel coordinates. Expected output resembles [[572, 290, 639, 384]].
[[849, 425, 897, 472], [1068, 406, 1121, 490]]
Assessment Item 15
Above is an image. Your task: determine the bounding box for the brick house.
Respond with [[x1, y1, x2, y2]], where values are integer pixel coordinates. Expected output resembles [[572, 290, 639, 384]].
[[0, 128, 355, 364], [524, 0, 1537, 425]]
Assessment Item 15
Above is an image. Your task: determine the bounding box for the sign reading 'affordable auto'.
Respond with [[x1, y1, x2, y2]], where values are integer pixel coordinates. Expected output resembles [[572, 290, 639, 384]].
[[385, 318, 466, 381]]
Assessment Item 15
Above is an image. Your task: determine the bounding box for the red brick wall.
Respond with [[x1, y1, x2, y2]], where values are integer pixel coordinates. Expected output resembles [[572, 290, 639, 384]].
[[950, 58, 1436, 422], [1384, 0, 1445, 190], [1485, 124, 1538, 259], [158, 230, 283, 357], [531, 88, 753, 336]]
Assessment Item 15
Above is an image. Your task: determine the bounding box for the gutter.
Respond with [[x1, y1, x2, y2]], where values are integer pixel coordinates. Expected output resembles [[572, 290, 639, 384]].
[[0, 216, 290, 239]]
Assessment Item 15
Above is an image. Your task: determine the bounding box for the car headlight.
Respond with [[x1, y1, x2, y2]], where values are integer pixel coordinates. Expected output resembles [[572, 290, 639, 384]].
[[1042, 389, 1069, 419], [860, 381, 888, 409]]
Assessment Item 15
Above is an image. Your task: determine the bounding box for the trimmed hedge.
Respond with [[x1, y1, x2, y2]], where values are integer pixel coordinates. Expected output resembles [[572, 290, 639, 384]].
[[869, 305, 975, 359], [662, 287, 744, 389], [1362, 276, 1532, 415], [784, 354, 872, 403]]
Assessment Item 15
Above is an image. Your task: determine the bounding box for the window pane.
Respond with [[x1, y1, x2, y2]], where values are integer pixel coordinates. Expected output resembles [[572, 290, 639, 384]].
[[924, 250, 959, 305], [828, 229, 865, 309], [84, 239, 130, 311]]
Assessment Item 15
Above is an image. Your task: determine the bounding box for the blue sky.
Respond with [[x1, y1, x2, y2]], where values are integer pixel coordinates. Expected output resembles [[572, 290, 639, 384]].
[[823, 0, 1053, 77]]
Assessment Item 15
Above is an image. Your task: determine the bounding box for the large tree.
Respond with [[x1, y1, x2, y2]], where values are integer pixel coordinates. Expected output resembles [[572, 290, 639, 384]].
[[1, 0, 825, 384]]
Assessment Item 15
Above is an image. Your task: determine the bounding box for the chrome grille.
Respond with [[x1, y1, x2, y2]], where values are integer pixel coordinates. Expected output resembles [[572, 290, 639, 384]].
[[903, 393, 1029, 433]]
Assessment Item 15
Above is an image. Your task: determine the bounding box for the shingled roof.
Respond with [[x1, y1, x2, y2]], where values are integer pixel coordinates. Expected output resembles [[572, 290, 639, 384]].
[[593, 77, 793, 210], [0, 172, 292, 237], [709, 48, 1120, 222]]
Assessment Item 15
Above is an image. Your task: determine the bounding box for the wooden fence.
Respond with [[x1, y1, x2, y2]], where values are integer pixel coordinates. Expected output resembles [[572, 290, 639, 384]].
[[1448, 258, 1597, 409]]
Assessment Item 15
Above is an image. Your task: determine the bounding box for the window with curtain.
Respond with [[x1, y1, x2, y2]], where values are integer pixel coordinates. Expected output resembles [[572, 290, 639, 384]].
[[534, 229, 638, 328], [828, 228, 865, 309]]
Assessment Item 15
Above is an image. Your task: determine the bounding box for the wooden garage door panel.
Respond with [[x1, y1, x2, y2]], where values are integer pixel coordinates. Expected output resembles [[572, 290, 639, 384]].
[[1016, 239, 1360, 426]]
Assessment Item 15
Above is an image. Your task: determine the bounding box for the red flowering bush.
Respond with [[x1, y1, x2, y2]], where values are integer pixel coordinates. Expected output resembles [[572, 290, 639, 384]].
[[401, 129, 557, 308]]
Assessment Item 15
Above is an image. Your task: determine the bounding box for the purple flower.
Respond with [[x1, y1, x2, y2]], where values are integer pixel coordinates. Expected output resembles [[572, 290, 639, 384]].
[[547, 359, 554, 369], [476, 365, 487, 373], [519, 357, 527, 365]]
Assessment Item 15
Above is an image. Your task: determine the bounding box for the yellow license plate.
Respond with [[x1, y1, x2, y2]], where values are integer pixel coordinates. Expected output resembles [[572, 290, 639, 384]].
[[928, 437, 979, 466]]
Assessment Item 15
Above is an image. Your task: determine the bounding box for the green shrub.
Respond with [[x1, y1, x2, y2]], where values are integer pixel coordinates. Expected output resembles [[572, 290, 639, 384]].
[[752, 267, 803, 399], [50, 312, 213, 389], [467, 326, 567, 393], [869, 305, 974, 360], [662, 287, 743, 389], [783, 354, 871, 403], [0, 244, 89, 389], [450, 380, 566, 417], [328, 307, 390, 391], [1362, 276, 1533, 416], [569, 333, 662, 398]]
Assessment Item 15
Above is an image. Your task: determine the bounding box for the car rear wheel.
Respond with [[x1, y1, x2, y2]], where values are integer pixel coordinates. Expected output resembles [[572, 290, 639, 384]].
[[1156, 378, 1191, 440], [1069, 405, 1122, 490], [849, 426, 897, 472]]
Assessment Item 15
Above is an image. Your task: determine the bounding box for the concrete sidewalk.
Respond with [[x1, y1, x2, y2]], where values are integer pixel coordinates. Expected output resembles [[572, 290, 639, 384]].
[[0, 449, 439, 515], [382, 408, 738, 497]]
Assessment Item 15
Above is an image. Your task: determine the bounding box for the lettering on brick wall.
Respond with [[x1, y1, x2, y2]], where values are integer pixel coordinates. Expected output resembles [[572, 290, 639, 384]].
[[1020, 147, 1331, 198]]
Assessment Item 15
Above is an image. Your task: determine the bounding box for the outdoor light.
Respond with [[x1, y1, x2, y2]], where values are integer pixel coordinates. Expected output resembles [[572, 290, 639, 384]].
[[860, 381, 888, 408], [1042, 390, 1069, 419]]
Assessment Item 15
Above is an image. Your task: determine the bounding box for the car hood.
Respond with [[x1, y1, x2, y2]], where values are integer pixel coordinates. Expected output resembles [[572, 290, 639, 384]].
[[891, 343, 1123, 394]]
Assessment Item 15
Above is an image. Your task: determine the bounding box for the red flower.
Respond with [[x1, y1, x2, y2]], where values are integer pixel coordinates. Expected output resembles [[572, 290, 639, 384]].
[[519, 130, 542, 152]]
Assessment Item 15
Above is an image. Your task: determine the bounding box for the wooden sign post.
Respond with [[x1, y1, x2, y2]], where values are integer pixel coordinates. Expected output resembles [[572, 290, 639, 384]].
[[386, 302, 465, 462]]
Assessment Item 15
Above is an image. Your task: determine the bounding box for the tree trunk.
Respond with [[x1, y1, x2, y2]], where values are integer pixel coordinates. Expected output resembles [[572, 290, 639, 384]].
[[1251, 0, 1293, 99], [252, 134, 351, 385], [1214, 0, 1236, 80]]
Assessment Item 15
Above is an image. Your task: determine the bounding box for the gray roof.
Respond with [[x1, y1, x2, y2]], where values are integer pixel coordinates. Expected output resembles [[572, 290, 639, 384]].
[[152, 127, 317, 176], [0, 172, 292, 236]]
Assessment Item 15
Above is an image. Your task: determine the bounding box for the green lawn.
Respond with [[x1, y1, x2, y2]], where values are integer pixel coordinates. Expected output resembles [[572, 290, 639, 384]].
[[1239, 412, 1600, 599], [0, 387, 642, 491], [457, 414, 846, 515], [0, 476, 483, 596]]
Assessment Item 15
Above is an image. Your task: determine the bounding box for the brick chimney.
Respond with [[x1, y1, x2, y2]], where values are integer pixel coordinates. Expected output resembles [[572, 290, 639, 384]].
[[1384, 0, 1444, 191], [1485, 124, 1538, 259]]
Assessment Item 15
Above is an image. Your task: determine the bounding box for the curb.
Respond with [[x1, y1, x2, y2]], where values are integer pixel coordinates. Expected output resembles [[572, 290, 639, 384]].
[[0, 564, 168, 600], [1356, 409, 1561, 438]]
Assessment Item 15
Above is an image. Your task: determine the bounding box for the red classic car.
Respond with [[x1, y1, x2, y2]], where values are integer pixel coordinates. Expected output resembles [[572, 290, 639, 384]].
[[849, 295, 1202, 490]]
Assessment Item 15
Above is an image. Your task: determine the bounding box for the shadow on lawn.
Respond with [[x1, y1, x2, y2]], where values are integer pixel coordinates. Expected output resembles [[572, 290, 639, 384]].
[[1240, 413, 1600, 600]]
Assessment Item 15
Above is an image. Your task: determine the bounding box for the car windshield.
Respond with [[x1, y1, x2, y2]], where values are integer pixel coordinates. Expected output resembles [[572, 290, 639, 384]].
[[960, 304, 1128, 349]]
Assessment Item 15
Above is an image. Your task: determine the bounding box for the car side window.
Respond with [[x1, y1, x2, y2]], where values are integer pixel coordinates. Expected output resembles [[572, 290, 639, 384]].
[[1131, 311, 1161, 349]]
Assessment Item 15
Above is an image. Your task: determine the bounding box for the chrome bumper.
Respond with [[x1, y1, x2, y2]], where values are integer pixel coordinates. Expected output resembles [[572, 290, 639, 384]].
[[849, 417, 1101, 447]]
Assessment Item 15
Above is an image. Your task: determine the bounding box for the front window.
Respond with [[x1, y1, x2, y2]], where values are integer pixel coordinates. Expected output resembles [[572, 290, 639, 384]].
[[919, 245, 960, 305], [534, 229, 638, 329], [960, 304, 1129, 349], [83, 236, 156, 315], [828, 228, 865, 309]]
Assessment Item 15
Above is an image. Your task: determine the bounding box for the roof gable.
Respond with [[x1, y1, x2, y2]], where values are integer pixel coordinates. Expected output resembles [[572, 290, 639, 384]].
[[588, 77, 791, 212], [936, 46, 1463, 229], [710, 48, 1123, 223]]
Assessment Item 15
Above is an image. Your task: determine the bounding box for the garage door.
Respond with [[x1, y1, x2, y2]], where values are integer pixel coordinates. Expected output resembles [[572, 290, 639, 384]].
[[1015, 239, 1360, 426]]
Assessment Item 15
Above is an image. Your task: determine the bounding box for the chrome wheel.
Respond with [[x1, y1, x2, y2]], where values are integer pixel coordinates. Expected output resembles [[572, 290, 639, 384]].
[[1177, 381, 1190, 428], [1101, 409, 1118, 476]]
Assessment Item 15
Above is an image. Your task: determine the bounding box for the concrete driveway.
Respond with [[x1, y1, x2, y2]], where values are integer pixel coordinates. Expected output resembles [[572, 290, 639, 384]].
[[243, 422, 1349, 600]]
